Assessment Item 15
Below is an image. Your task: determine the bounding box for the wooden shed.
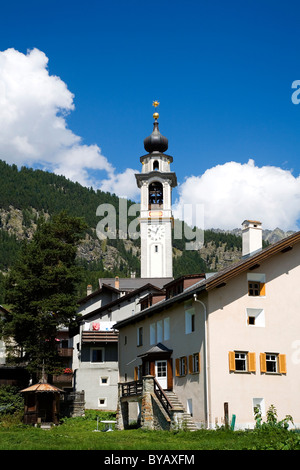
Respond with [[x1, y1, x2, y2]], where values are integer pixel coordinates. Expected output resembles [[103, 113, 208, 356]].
[[21, 381, 63, 425]]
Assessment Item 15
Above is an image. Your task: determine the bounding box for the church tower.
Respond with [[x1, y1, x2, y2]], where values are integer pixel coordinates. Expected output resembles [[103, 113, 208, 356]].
[[135, 102, 177, 278]]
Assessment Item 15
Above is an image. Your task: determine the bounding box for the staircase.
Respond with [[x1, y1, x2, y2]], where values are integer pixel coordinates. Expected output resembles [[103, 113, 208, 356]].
[[164, 391, 198, 431]]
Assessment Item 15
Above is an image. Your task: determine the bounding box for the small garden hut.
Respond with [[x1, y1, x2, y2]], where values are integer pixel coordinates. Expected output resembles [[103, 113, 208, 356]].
[[21, 380, 63, 425]]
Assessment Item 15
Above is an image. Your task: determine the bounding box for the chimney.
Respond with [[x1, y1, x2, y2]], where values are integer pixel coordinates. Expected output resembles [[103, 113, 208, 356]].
[[242, 220, 262, 257], [115, 276, 120, 290], [87, 284, 92, 296], [131, 271, 136, 279]]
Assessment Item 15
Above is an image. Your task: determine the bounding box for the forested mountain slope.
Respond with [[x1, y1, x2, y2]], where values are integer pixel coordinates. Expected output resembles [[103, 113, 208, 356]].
[[0, 160, 293, 302]]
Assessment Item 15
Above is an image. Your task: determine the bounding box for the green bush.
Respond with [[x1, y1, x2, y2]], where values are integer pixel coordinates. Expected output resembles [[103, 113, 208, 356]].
[[0, 386, 24, 417], [254, 404, 294, 430]]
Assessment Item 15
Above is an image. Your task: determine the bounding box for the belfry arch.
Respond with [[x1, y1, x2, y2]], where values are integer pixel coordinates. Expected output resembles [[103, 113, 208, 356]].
[[148, 181, 163, 208], [153, 160, 159, 170]]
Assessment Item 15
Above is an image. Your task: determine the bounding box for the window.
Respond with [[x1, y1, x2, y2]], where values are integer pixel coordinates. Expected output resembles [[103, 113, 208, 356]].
[[229, 351, 256, 372], [137, 326, 143, 346], [185, 308, 195, 334], [246, 308, 265, 327], [98, 398, 107, 408], [100, 376, 109, 386], [157, 320, 163, 342], [235, 352, 247, 371], [260, 353, 287, 374], [134, 366, 142, 380], [150, 323, 156, 345], [155, 245, 158, 253], [266, 354, 277, 372], [175, 356, 187, 376], [150, 317, 170, 345], [91, 348, 104, 363], [163, 317, 170, 341], [247, 274, 266, 296], [153, 160, 159, 170], [248, 281, 260, 296], [189, 353, 200, 374]]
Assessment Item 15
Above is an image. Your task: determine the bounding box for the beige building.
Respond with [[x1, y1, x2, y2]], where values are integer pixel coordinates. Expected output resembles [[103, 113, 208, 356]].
[[115, 224, 300, 430]]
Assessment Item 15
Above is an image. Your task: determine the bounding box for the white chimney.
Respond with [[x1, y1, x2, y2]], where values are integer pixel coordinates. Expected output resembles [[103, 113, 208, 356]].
[[242, 220, 262, 257], [87, 284, 92, 296]]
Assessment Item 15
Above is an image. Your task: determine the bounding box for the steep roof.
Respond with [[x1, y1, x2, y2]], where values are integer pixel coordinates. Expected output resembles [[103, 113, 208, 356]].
[[80, 283, 165, 321], [99, 277, 173, 291], [78, 282, 120, 304], [115, 230, 300, 329]]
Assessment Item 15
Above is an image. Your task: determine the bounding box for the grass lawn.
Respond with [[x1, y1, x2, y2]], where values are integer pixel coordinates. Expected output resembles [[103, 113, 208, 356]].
[[0, 411, 300, 451]]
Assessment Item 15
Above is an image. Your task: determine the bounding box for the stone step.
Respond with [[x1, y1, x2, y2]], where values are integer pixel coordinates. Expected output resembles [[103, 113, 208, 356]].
[[164, 391, 198, 431]]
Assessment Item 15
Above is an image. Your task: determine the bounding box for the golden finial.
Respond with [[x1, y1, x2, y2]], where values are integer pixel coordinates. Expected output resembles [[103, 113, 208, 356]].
[[152, 100, 160, 119]]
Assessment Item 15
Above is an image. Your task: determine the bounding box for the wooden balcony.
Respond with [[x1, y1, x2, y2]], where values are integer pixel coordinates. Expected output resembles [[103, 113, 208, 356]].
[[82, 331, 118, 343], [53, 374, 73, 384], [58, 348, 73, 357]]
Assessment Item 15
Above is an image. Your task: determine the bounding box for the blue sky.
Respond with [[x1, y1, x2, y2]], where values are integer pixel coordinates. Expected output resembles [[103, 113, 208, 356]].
[[0, 0, 300, 230]]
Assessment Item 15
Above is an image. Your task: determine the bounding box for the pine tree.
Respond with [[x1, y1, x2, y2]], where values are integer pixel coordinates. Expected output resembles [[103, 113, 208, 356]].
[[2, 211, 87, 378]]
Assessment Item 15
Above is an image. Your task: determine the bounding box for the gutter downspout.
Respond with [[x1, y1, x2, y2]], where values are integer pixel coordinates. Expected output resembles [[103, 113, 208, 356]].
[[193, 294, 210, 429]]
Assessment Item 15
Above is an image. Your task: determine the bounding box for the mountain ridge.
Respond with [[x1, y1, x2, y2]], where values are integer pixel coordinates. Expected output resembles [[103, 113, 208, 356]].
[[0, 159, 296, 301]]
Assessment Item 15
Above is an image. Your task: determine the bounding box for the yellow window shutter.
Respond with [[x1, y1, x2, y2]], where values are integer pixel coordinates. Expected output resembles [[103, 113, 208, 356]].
[[134, 367, 138, 381], [278, 354, 287, 374], [260, 353, 266, 373], [260, 282, 266, 296], [229, 351, 235, 371], [175, 358, 180, 377], [247, 352, 256, 372], [188, 355, 193, 374]]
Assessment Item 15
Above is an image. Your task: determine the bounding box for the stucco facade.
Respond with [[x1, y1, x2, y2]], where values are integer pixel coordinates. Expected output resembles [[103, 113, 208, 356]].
[[73, 282, 167, 410], [116, 232, 300, 429]]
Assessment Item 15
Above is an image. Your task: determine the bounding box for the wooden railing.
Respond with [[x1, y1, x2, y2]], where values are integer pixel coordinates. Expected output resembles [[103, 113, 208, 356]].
[[58, 348, 73, 357], [53, 374, 73, 384], [120, 378, 173, 416], [120, 380, 143, 397], [153, 379, 173, 415]]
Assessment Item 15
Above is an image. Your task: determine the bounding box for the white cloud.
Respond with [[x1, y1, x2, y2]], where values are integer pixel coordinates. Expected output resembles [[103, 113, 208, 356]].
[[173, 159, 300, 231], [100, 168, 140, 200], [0, 47, 137, 199]]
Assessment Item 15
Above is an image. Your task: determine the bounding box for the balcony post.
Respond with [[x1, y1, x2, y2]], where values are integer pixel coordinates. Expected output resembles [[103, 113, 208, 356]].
[[116, 383, 129, 430]]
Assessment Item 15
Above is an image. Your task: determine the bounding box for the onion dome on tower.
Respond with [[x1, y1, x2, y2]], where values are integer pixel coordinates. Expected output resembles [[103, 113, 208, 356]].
[[143, 101, 168, 153]]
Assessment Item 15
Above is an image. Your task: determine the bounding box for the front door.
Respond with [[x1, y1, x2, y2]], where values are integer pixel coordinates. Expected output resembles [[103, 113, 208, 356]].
[[155, 360, 168, 389]]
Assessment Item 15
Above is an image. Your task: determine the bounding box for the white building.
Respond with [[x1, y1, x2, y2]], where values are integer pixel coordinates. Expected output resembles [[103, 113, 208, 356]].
[[136, 108, 177, 278], [72, 107, 175, 410], [115, 225, 300, 430]]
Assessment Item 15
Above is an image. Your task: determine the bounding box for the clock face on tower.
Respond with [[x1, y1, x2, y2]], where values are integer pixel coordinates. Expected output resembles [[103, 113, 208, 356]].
[[148, 225, 165, 241]]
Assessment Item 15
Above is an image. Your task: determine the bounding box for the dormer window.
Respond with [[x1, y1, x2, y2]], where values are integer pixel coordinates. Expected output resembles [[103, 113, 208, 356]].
[[153, 160, 159, 170]]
